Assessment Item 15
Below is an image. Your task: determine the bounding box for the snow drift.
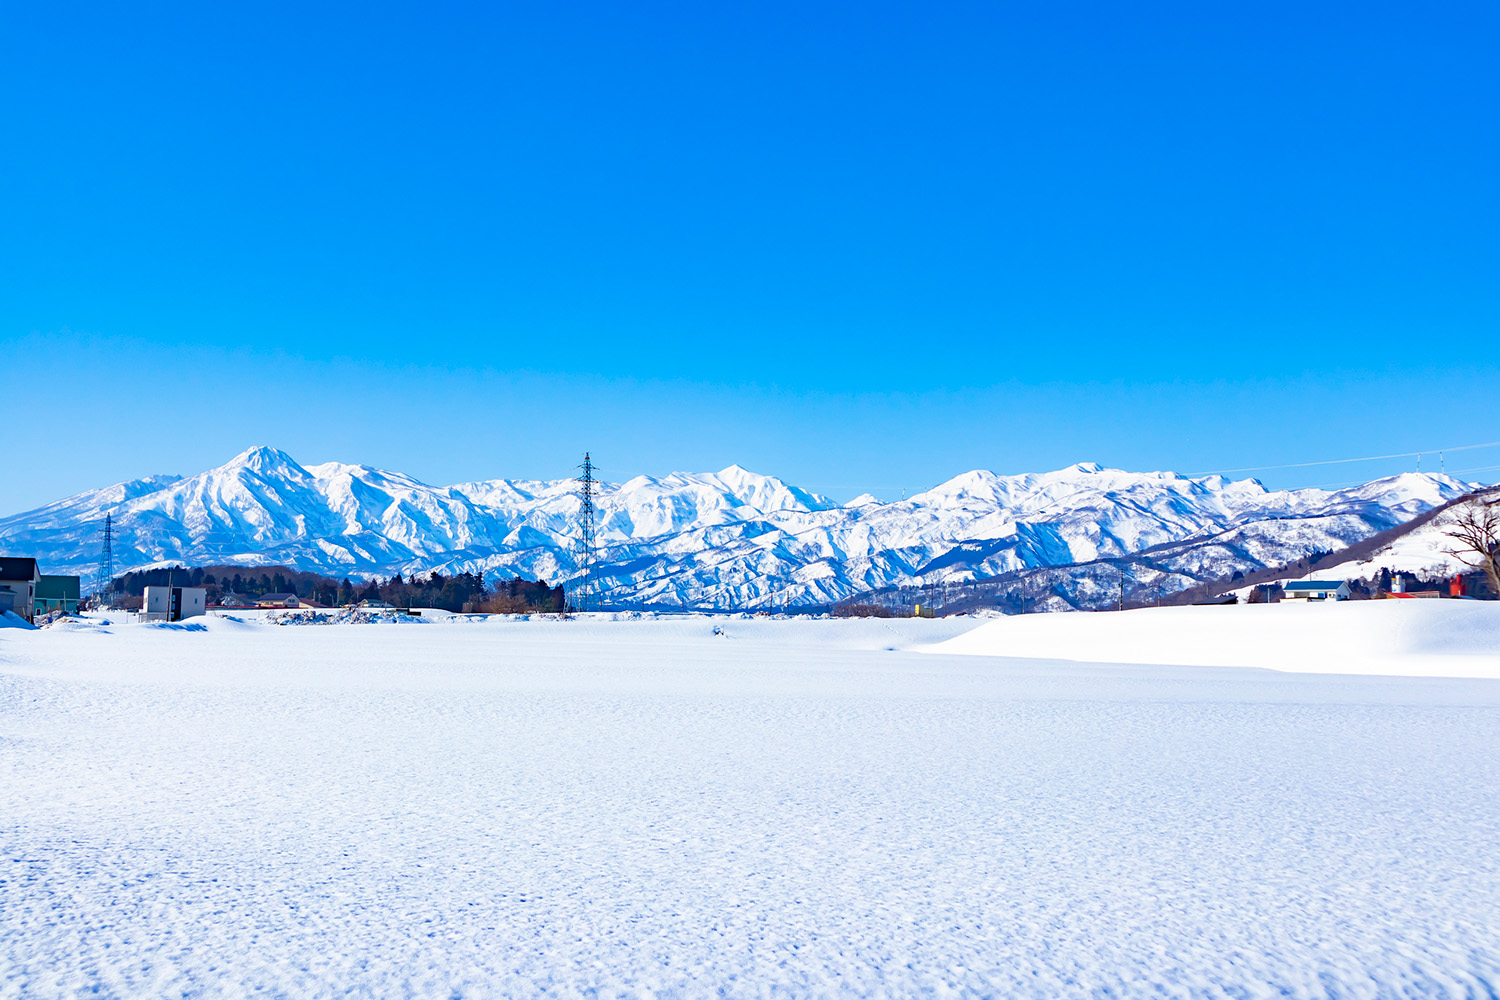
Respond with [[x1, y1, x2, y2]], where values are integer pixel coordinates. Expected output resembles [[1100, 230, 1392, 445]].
[[931, 600, 1500, 677]]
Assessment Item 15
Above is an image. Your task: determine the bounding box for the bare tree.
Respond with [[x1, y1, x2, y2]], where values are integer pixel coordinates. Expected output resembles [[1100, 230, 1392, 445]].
[[1442, 493, 1500, 597]]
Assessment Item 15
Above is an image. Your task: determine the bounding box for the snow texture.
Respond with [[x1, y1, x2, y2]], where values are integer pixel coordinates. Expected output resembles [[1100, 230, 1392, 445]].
[[3, 610, 1499, 997], [0, 613, 36, 631], [934, 600, 1500, 677]]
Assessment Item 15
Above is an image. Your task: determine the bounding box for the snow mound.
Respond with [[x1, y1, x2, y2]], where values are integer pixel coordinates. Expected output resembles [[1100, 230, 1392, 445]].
[[42, 618, 113, 633], [143, 620, 210, 632], [929, 600, 1500, 677], [324, 608, 428, 625], [0, 610, 37, 630]]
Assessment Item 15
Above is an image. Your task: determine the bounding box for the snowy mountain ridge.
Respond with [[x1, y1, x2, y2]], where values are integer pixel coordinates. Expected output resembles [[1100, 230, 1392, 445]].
[[0, 446, 1475, 609]]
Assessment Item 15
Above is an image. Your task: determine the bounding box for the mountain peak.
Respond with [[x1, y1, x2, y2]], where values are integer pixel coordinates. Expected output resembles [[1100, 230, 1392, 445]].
[[0, 451, 1473, 612], [226, 446, 302, 474]]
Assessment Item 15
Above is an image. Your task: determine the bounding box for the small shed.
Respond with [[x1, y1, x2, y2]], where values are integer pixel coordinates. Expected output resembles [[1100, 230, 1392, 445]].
[[142, 586, 208, 621], [1282, 580, 1351, 602]]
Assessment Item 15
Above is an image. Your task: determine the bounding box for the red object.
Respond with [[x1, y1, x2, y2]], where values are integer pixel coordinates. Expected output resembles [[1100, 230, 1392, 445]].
[[1451, 575, 1466, 597]]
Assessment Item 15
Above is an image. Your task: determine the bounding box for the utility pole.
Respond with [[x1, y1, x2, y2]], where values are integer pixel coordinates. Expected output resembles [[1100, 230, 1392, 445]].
[[575, 453, 598, 612]]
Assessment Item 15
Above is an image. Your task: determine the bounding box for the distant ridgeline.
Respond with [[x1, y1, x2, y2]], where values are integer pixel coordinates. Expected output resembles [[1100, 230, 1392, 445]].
[[4, 445, 1482, 613], [105, 565, 566, 613]]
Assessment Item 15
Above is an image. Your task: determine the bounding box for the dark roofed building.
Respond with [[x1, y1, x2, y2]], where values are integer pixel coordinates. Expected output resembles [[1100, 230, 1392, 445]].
[[0, 557, 38, 579], [0, 558, 41, 619], [35, 575, 81, 615]]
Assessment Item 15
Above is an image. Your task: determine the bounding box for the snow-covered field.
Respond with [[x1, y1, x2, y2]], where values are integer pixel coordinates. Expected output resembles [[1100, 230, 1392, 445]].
[[936, 600, 1500, 677], [3, 609, 1499, 997]]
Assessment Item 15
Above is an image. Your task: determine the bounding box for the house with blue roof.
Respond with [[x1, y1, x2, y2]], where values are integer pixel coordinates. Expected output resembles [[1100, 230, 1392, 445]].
[[1282, 580, 1351, 602]]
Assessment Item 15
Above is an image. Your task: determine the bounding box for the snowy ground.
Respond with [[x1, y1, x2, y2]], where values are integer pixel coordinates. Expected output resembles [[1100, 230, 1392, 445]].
[[3, 610, 1499, 998], [934, 600, 1500, 677]]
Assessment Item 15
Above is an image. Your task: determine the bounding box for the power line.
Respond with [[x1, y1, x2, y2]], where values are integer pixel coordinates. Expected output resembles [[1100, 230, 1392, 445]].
[[798, 484, 915, 495], [811, 440, 1500, 496], [1191, 439, 1500, 476]]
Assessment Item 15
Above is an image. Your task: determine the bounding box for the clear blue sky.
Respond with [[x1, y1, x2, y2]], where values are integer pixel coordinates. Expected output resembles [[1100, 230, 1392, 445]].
[[4, 1, 1497, 514]]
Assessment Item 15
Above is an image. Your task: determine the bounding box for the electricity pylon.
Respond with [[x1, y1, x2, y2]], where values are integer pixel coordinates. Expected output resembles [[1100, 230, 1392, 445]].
[[575, 453, 598, 611], [95, 513, 115, 607]]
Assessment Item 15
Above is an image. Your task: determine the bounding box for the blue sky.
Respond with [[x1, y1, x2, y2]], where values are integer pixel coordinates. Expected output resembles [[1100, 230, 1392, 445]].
[[4, 1, 1496, 514]]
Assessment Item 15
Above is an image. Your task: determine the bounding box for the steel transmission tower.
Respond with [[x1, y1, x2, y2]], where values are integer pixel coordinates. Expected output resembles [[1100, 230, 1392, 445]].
[[575, 453, 598, 611], [96, 513, 115, 607]]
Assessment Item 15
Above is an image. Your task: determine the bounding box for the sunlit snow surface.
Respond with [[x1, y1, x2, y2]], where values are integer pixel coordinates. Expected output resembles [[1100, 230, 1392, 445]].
[[3, 611, 1499, 998]]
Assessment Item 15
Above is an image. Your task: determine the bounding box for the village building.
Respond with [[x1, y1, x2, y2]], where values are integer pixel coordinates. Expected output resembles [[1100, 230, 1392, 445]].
[[255, 592, 302, 608], [142, 585, 208, 622], [1448, 573, 1498, 600], [1282, 580, 1351, 602], [35, 575, 81, 615], [0, 557, 40, 619]]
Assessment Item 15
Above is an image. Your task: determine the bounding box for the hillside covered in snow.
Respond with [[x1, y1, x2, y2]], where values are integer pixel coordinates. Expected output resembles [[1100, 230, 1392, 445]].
[[0, 446, 1477, 609]]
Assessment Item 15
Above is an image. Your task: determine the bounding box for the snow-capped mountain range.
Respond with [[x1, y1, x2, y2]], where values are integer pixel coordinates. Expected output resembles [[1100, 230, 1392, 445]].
[[0, 446, 1475, 609]]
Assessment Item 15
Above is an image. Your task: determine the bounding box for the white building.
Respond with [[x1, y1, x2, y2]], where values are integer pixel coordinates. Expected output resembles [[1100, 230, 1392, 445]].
[[141, 586, 208, 621], [1282, 580, 1351, 602], [255, 592, 301, 608]]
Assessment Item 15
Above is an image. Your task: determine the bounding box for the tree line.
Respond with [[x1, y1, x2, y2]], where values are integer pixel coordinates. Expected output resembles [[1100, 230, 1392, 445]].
[[104, 564, 567, 613]]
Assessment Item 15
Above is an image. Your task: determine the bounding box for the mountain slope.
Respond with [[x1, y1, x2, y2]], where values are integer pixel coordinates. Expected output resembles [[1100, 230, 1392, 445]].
[[0, 447, 1475, 609]]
